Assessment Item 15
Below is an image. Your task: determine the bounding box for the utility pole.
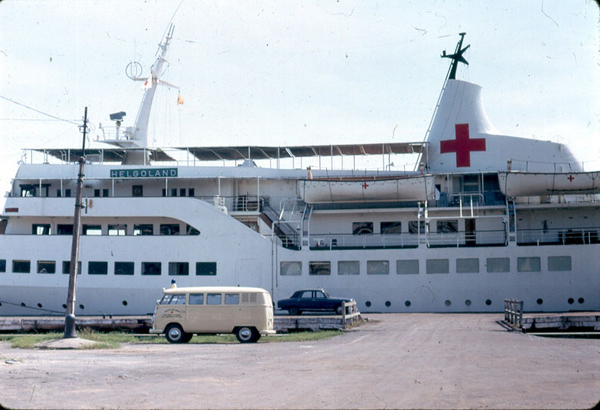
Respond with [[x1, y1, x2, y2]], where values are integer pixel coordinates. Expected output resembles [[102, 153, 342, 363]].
[[64, 107, 88, 338]]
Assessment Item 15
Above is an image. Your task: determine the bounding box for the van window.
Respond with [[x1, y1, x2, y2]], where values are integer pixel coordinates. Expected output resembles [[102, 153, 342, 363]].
[[225, 294, 240, 305], [164, 294, 186, 305], [189, 294, 204, 305], [207, 293, 222, 305]]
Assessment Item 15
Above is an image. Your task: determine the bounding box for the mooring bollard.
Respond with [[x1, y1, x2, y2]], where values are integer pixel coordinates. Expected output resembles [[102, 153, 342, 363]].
[[64, 314, 77, 338]]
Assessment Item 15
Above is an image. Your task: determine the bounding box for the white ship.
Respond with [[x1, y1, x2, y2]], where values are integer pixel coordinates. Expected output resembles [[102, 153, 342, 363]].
[[1, 31, 598, 316]]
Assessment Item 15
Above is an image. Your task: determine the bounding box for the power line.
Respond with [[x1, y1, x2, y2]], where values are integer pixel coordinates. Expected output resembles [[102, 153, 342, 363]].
[[0, 95, 79, 125]]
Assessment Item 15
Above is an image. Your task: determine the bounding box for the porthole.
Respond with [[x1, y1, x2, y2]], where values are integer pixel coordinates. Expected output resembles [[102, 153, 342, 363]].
[[568, 298, 574, 304], [365, 301, 371, 307], [485, 299, 492, 306], [578, 297, 585, 304], [385, 301, 391, 307], [465, 299, 472, 306], [37, 303, 43, 308], [21, 302, 26, 307], [0, 302, 3, 307], [122, 300, 128, 306], [445, 300, 451, 307], [536, 298, 543, 305], [79, 304, 84, 310], [405, 301, 411, 307], [62, 304, 67, 309]]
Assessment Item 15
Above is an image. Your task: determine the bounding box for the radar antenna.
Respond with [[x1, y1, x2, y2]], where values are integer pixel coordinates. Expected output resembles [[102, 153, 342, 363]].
[[441, 32, 470, 80]]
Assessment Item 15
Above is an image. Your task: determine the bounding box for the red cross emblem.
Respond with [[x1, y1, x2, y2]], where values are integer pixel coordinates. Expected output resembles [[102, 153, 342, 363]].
[[362, 182, 369, 189], [567, 175, 574, 182], [440, 123, 486, 167]]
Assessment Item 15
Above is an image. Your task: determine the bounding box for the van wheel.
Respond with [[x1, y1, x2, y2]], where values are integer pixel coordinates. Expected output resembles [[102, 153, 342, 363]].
[[289, 307, 300, 316], [236, 326, 258, 343], [165, 324, 188, 343]]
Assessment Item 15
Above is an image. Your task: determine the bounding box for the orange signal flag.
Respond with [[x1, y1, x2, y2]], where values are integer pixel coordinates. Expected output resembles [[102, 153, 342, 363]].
[[177, 92, 184, 105]]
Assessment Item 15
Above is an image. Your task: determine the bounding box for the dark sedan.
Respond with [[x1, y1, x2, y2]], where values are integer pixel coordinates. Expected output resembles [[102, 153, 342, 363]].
[[277, 289, 353, 315]]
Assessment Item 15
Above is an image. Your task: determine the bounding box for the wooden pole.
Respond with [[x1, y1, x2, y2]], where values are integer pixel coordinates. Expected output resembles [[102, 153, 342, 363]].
[[64, 107, 88, 338]]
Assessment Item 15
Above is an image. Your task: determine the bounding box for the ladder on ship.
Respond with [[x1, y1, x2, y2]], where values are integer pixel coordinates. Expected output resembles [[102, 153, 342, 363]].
[[301, 204, 313, 249], [261, 203, 300, 249], [506, 198, 517, 245]]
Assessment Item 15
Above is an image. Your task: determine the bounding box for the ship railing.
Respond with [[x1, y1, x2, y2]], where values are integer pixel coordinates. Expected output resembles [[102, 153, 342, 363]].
[[195, 195, 265, 213], [517, 227, 600, 246], [504, 299, 523, 329], [309, 233, 419, 249], [426, 229, 507, 247]]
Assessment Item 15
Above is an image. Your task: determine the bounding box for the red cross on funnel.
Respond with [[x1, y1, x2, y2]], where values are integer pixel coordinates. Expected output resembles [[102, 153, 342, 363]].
[[440, 123, 486, 167]]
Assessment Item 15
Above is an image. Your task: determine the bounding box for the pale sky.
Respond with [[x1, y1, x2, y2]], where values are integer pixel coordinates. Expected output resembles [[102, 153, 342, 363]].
[[1, 0, 599, 208]]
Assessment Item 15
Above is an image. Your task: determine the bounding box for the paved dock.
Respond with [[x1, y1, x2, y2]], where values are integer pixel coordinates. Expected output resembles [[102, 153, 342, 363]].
[[1, 313, 599, 409]]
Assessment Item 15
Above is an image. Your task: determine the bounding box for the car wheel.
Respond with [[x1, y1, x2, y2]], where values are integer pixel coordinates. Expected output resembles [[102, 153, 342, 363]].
[[289, 307, 300, 316], [165, 324, 188, 344], [236, 326, 258, 343], [336, 305, 343, 315]]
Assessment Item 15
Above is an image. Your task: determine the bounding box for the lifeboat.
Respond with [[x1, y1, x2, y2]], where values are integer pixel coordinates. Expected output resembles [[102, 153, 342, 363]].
[[298, 175, 435, 204], [498, 171, 600, 197]]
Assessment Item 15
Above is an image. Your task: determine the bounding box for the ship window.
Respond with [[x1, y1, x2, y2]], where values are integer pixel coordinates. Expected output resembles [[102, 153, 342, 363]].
[[115, 261, 134, 275], [162, 189, 166, 197], [426, 259, 449, 274], [94, 189, 100, 197], [134, 224, 154, 236], [169, 262, 189, 276], [160, 224, 180, 236], [20, 184, 36, 197], [179, 188, 186, 197], [32, 224, 51, 235], [82, 225, 102, 236], [0, 260, 5, 272], [207, 293, 222, 305], [367, 260, 389, 275], [456, 258, 479, 273], [397, 259, 419, 274], [57, 189, 61, 197], [338, 261, 359, 275], [108, 224, 127, 236], [62, 261, 82, 275], [12, 260, 31, 273], [37, 261, 56, 274], [462, 174, 480, 192], [225, 294, 240, 305], [437, 220, 458, 233], [196, 262, 217, 276], [352, 222, 373, 235], [171, 188, 177, 197], [65, 189, 71, 197], [142, 262, 162, 276], [486, 257, 510, 273], [408, 221, 425, 234], [309, 261, 331, 275], [188, 188, 195, 197], [132, 185, 143, 197], [381, 222, 402, 234], [517, 257, 541, 272], [57, 224, 73, 235], [548, 256, 571, 272], [89, 261, 108, 275], [280, 261, 301, 276], [189, 293, 204, 305], [103, 189, 109, 197], [186, 224, 200, 235]]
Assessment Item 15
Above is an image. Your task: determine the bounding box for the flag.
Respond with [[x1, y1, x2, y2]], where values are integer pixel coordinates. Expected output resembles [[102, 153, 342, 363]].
[[143, 77, 152, 89], [177, 92, 184, 105]]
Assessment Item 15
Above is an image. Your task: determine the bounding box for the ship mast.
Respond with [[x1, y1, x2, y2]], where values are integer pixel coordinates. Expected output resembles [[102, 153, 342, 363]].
[[441, 32, 470, 80], [102, 25, 177, 165], [131, 25, 175, 152]]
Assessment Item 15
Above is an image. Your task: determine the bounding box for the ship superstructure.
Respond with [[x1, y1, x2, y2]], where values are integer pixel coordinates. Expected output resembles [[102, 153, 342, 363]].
[[1, 33, 598, 316]]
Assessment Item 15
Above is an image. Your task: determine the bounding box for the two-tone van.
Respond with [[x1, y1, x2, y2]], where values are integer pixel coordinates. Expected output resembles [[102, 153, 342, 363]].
[[150, 285, 276, 343]]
